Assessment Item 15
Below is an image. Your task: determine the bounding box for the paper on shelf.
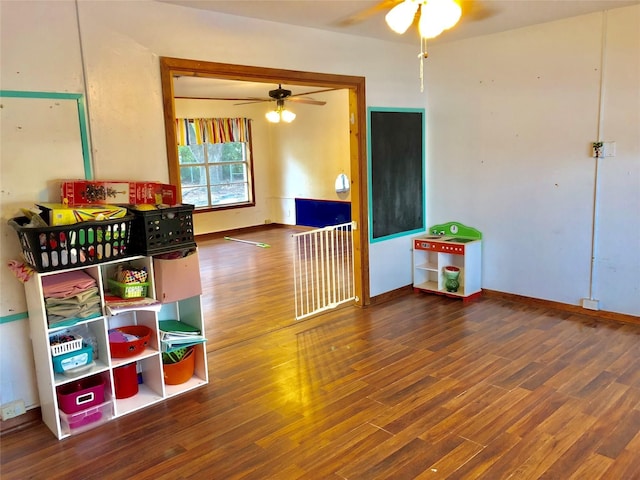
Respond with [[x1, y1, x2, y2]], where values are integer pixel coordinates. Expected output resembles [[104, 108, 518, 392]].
[[105, 296, 162, 315]]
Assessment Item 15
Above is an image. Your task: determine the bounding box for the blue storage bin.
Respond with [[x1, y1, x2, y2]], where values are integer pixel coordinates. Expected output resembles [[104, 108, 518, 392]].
[[52, 345, 93, 373]]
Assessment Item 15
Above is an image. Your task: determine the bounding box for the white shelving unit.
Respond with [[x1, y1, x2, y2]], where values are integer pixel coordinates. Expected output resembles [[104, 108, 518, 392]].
[[412, 222, 482, 301], [23, 255, 208, 440]]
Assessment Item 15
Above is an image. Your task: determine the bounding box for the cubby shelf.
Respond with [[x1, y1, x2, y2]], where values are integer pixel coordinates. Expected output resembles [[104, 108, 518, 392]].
[[23, 254, 207, 440]]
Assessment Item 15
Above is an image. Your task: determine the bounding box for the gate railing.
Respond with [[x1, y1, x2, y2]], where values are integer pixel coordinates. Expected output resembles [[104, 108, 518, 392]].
[[292, 222, 355, 320]]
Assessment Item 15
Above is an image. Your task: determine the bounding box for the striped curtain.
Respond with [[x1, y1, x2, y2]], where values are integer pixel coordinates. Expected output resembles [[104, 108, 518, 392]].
[[175, 118, 251, 146]]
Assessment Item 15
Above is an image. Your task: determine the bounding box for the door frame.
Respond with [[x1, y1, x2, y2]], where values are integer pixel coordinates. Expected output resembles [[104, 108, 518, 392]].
[[159, 57, 370, 306]]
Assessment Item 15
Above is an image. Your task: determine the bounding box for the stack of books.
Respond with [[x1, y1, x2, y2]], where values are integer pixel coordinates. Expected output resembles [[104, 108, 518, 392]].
[[159, 319, 206, 352]]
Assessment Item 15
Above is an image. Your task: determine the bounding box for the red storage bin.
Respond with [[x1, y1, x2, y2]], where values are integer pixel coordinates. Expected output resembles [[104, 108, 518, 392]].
[[114, 363, 139, 399], [109, 325, 152, 358], [57, 375, 105, 414]]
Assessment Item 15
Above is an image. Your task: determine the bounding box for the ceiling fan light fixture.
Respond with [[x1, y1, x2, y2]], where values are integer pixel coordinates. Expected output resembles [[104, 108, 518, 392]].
[[265, 110, 281, 123], [280, 109, 296, 123], [418, 0, 461, 38], [418, 8, 443, 38], [385, 0, 419, 34], [431, 0, 462, 30], [266, 98, 296, 123]]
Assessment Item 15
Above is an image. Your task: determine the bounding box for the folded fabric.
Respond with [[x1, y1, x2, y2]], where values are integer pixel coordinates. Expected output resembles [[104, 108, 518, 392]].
[[45, 287, 101, 320], [45, 287, 99, 305], [45, 287, 100, 307], [48, 311, 102, 328], [46, 301, 101, 319], [46, 296, 101, 313], [46, 295, 101, 314], [42, 270, 96, 298]]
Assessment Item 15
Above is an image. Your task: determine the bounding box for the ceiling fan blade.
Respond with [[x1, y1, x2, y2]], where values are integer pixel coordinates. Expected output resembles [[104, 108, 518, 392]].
[[461, 0, 500, 22], [290, 87, 337, 97], [232, 98, 272, 105], [287, 97, 326, 106], [176, 85, 336, 107], [174, 96, 272, 104], [336, 0, 401, 27]]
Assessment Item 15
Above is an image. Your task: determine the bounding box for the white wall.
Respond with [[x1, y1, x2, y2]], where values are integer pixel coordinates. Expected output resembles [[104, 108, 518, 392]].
[[0, 0, 638, 413], [268, 89, 352, 224], [425, 6, 639, 315], [593, 7, 640, 313]]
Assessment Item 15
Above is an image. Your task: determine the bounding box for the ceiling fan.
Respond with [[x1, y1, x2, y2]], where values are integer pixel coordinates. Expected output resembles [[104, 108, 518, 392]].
[[339, 0, 498, 91], [174, 83, 330, 106], [230, 84, 331, 123], [339, 0, 497, 35], [232, 84, 329, 107], [174, 83, 331, 122]]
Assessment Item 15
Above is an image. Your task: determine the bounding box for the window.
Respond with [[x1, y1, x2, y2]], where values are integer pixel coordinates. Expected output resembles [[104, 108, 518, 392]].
[[175, 118, 254, 210]]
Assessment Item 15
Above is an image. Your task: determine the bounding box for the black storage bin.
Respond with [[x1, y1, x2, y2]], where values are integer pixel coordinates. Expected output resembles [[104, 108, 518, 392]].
[[8, 215, 134, 273], [128, 204, 196, 256]]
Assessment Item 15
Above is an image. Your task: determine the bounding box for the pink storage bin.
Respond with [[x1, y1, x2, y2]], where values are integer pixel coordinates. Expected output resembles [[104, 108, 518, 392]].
[[57, 375, 105, 414], [59, 400, 112, 434]]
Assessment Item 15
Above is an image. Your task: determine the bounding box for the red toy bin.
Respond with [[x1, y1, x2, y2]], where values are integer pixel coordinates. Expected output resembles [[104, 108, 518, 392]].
[[109, 325, 152, 358], [57, 375, 106, 414], [113, 363, 139, 399]]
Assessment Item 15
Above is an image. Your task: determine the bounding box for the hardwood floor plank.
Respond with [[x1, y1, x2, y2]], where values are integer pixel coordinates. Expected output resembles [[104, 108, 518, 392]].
[[506, 387, 569, 438], [414, 435, 485, 479], [542, 430, 616, 479], [504, 410, 594, 480], [596, 407, 640, 459], [445, 431, 521, 479], [418, 382, 510, 444], [565, 453, 614, 480], [601, 446, 640, 479]]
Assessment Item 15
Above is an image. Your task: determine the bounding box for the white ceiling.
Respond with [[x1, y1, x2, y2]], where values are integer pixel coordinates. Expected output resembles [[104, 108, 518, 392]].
[[162, 0, 638, 99], [159, 0, 638, 45]]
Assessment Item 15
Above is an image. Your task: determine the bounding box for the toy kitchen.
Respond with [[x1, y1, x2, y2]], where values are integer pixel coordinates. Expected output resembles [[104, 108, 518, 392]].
[[412, 221, 482, 301]]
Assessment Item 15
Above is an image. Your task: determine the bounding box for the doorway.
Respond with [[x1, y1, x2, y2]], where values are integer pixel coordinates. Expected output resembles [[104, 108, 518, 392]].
[[159, 57, 370, 308]]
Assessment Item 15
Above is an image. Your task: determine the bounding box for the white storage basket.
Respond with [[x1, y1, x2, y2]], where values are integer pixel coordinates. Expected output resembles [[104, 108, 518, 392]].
[[50, 333, 83, 357]]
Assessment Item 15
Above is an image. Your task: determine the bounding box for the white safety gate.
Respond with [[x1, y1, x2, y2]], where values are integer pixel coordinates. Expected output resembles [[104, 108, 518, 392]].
[[292, 222, 356, 320]]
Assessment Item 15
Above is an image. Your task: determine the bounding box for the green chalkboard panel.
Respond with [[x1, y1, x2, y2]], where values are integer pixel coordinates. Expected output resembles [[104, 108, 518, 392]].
[[368, 108, 425, 242]]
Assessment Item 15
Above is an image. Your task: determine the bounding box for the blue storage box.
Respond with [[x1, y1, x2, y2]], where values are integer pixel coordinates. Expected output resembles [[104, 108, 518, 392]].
[[52, 345, 93, 373]]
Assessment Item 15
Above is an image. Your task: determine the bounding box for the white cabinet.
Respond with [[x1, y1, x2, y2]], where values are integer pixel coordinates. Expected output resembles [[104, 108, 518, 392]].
[[23, 255, 208, 440], [412, 222, 482, 301]]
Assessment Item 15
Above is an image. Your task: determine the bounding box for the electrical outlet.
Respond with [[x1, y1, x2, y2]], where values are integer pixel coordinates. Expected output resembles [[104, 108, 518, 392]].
[[1, 400, 26, 421], [604, 141, 616, 157], [582, 298, 600, 311]]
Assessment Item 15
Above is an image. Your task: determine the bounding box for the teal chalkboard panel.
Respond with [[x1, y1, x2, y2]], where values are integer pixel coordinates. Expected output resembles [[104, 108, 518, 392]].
[[368, 108, 425, 242]]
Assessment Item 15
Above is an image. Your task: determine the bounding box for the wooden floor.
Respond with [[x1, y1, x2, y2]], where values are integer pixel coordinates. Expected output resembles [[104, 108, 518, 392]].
[[197, 227, 300, 351], [2, 227, 640, 479]]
